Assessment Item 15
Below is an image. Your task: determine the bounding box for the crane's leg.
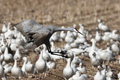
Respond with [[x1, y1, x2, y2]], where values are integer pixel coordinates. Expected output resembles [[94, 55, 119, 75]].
[[46, 43, 68, 58], [46, 46, 67, 57]]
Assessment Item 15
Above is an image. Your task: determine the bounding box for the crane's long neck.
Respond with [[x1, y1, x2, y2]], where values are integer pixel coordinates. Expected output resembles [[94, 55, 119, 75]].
[[54, 27, 75, 32], [54, 27, 83, 35]]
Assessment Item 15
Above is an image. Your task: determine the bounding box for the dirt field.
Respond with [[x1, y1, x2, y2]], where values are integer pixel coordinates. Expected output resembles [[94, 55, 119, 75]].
[[0, 0, 120, 80]]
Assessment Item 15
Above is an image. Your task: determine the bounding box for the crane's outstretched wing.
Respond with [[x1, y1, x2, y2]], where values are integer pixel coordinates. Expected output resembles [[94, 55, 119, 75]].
[[15, 19, 43, 41]]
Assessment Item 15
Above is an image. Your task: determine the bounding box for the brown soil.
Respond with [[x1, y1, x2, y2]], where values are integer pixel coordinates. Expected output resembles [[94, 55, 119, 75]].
[[0, 0, 120, 80]]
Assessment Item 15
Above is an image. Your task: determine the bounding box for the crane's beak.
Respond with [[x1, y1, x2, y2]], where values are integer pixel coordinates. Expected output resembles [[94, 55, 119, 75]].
[[74, 28, 84, 35]]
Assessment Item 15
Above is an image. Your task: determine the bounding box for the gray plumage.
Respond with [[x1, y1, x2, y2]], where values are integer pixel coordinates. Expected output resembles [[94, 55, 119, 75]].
[[15, 19, 82, 53]]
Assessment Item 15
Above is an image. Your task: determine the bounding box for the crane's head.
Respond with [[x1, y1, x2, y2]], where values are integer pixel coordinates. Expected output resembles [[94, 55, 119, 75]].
[[73, 27, 84, 35], [56, 26, 84, 36]]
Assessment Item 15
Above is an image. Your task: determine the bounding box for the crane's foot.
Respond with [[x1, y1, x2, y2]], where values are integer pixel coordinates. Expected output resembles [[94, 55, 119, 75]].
[[60, 50, 67, 55], [48, 50, 69, 58]]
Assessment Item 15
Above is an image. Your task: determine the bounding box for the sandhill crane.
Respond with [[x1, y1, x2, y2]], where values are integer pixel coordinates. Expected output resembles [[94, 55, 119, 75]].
[[15, 19, 83, 55]]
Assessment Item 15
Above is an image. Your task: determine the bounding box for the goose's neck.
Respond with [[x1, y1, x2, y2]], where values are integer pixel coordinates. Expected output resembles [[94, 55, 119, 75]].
[[1, 37, 5, 45], [43, 46, 46, 52], [92, 41, 96, 49], [16, 48, 19, 54], [38, 51, 43, 61], [13, 59, 17, 68], [106, 46, 110, 51], [76, 71, 80, 76], [4, 47, 8, 55], [22, 59, 27, 70], [96, 31, 100, 36], [66, 58, 71, 68], [0, 56, 1, 65]]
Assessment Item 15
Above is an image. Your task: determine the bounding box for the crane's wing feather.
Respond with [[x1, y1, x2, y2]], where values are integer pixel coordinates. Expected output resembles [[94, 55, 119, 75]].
[[15, 19, 43, 41], [32, 30, 50, 46]]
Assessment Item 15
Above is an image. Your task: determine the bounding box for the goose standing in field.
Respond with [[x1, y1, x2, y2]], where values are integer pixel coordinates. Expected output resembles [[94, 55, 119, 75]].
[[110, 30, 120, 41], [35, 45, 48, 79], [12, 27, 26, 43], [14, 32, 26, 47], [50, 32, 60, 42], [101, 65, 107, 78], [102, 32, 111, 41], [94, 66, 106, 80], [60, 26, 66, 40], [71, 56, 82, 65], [111, 41, 120, 54], [106, 66, 114, 80], [73, 24, 78, 36], [95, 28, 102, 42], [2, 61, 6, 66], [71, 71, 88, 80], [11, 59, 23, 79], [0, 55, 4, 78], [9, 42, 19, 51], [3, 64, 12, 74], [68, 48, 85, 56], [71, 62, 77, 74], [70, 41, 79, 48], [0, 37, 6, 52], [4, 47, 13, 63], [0, 54, 4, 63], [7, 32, 25, 51], [90, 52, 102, 67], [89, 38, 99, 58], [64, 43, 71, 50], [63, 57, 74, 80], [75, 36, 86, 44], [60, 31, 66, 41], [4, 23, 14, 39], [77, 62, 87, 74], [25, 61, 34, 74], [21, 57, 27, 76], [50, 41, 58, 52], [75, 26, 87, 44], [35, 52, 47, 73], [97, 19, 110, 32], [47, 61, 56, 73], [14, 48, 22, 62], [99, 43, 115, 64], [41, 44, 51, 62], [2, 23, 7, 33], [65, 31, 74, 43], [49, 53, 63, 61], [78, 24, 85, 36]]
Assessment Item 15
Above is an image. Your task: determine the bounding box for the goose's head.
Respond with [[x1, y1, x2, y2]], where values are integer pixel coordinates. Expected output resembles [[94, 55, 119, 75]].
[[23, 57, 27, 61]]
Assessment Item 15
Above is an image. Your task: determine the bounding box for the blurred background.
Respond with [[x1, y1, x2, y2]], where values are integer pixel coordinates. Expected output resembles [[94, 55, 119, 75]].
[[0, 0, 120, 29]]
